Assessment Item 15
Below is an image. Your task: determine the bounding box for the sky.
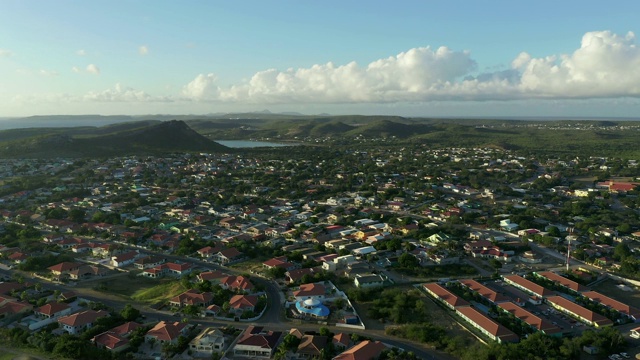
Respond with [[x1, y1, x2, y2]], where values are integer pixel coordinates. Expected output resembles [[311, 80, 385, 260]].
[[1, 0, 640, 118]]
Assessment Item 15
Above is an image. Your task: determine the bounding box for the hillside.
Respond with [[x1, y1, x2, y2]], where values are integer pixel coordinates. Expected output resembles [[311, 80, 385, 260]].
[[0, 120, 229, 158]]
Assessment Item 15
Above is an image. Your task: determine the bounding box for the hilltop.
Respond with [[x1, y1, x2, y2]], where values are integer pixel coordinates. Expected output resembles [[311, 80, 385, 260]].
[[0, 120, 229, 158]]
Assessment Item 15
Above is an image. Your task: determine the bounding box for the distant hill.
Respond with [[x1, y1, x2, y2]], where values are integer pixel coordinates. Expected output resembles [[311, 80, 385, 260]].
[[0, 120, 228, 158], [345, 120, 432, 138]]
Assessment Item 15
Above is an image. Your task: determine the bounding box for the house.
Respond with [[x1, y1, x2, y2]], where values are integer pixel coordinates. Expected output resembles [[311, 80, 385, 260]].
[[502, 275, 554, 298], [500, 219, 519, 232], [581, 291, 640, 322], [332, 340, 386, 360], [197, 270, 228, 283], [197, 245, 224, 258], [229, 294, 259, 314], [423, 283, 470, 310], [332, 333, 351, 350], [498, 302, 561, 336], [458, 279, 509, 305], [68, 265, 108, 280], [220, 275, 254, 293], [48, 262, 81, 278], [456, 307, 519, 343], [425, 232, 452, 244], [293, 283, 326, 302], [169, 289, 213, 308], [213, 248, 244, 264], [233, 325, 282, 359], [545, 296, 613, 327], [111, 250, 139, 267], [35, 302, 72, 319], [8, 252, 28, 264], [142, 262, 194, 278], [353, 274, 384, 288], [297, 335, 328, 358], [92, 332, 130, 352], [534, 271, 587, 293], [262, 256, 297, 271], [189, 327, 226, 356], [145, 321, 189, 344], [133, 255, 166, 269], [58, 310, 109, 335], [109, 321, 144, 337], [285, 267, 319, 284], [0, 301, 33, 316]]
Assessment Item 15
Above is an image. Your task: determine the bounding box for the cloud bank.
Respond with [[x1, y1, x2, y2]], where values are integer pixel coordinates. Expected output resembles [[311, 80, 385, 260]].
[[183, 30, 640, 103]]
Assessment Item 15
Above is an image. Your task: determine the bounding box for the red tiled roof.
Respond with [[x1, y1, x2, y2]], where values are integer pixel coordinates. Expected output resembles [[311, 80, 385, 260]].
[[498, 302, 561, 334], [146, 321, 187, 342], [546, 296, 613, 327], [92, 331, 129, 350], [229, 294, 259, 310], [110, 321, 143, 336], [332, 333, 350, 347], [503, 275, 554, 298], [36, 302, 70, 316], [0, 301, 32, 315], [536, 271, 587, 292], [221, 275, 254, 291], [333, 340, 386, 360], [236, 325, 282, 349], [293, 283, 326, 298], [457, 307, 519, 343], [47, 262, 81, 273], [459, 279, 509, 304], [58, 310, 109, 327], [581, 291, 640, 319], [0, 282, 25, 295], [198, 270, 228, 282], [423, 283, 470, 308], [170, 289, 213, 306], [218, 247, 242, 259]]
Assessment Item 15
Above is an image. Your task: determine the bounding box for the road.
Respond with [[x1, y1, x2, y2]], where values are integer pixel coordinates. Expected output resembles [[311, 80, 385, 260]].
[[0, 258, 452, 360]]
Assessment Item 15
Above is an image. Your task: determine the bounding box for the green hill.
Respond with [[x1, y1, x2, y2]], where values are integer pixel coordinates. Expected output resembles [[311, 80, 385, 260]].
[[0, 120, 229, 158]]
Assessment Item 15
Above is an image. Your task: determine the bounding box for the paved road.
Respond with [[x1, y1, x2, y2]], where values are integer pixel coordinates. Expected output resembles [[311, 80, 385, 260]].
[[1, 260, 453, 360]]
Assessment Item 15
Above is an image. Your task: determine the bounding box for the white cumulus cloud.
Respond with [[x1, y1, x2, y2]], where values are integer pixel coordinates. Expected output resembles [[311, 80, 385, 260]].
[[182, 30, 640, 103], [139, 45, 149, 56], [515, 31, 640, 98], [86, 64, 100, 74], [84, 83, 172, 102], [76, 49, 86, 56], [0, 49, 13, 57]]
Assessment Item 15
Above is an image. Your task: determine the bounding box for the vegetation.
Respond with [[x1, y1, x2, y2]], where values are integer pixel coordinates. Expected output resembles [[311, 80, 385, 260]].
[[388, 324, 627, 360]]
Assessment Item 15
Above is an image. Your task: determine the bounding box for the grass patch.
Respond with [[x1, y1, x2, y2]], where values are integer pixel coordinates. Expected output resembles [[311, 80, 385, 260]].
[[131, 280, 187, 304], [0, 353, 14, 360], [94, 276, 187, 304], [229, 259, 263, 274]]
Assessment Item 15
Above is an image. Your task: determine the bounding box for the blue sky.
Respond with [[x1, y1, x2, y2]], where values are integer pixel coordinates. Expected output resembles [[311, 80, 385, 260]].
[[1, 0, 640, 118]]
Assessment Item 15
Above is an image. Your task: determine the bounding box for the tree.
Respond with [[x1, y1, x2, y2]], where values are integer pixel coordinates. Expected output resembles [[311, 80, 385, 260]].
[[489, 258, 503, 269], [121, 304, 141, 321], [546, 226, 561, 237], [398, 253, 419, 268], [280, 333, 301, 350], [613, 243, 631, 261]]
